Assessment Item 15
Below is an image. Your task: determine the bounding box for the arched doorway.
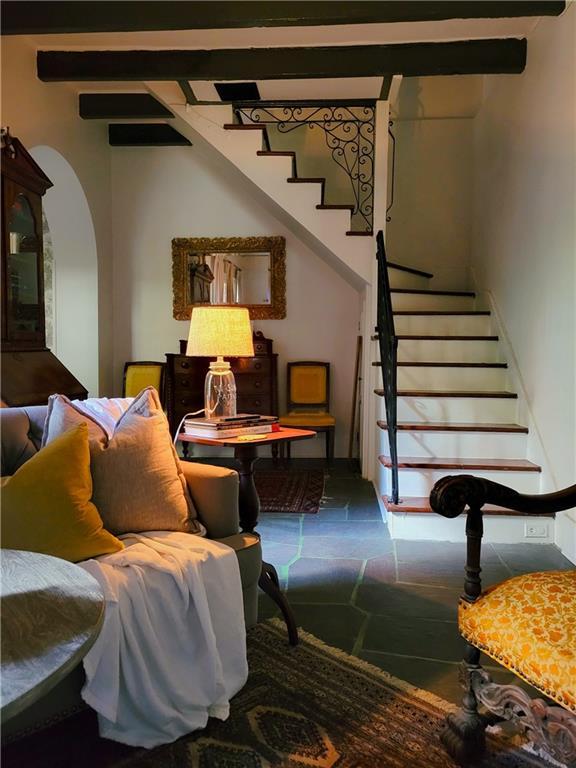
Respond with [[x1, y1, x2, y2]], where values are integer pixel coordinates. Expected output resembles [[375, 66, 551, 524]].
[[30, 146, 99, 396]]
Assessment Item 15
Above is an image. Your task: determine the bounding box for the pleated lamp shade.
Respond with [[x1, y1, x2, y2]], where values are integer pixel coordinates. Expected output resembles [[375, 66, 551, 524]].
[[186, 307, 254, 358]]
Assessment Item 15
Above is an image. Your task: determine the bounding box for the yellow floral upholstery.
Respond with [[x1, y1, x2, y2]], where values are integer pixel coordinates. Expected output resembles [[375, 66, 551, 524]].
[[280, 411, 336, 427], [459, 570, 576, 712]]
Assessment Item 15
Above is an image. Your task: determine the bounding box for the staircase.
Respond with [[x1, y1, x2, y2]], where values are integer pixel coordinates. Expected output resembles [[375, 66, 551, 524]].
[[375, 262, 555, 543], [144, 96, 374, 286]]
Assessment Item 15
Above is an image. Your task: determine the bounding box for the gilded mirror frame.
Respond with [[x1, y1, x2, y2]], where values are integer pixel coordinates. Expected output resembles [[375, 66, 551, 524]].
[[172, 236, 286, 320]]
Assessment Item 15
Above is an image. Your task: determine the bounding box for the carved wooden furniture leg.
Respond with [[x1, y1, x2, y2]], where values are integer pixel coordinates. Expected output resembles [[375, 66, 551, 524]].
[[441, 644, 488, 766], [259, 562, 298, 646]]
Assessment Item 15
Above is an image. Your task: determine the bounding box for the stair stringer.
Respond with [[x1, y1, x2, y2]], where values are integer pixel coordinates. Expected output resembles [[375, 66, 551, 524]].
[[145, 86, 372, 288]]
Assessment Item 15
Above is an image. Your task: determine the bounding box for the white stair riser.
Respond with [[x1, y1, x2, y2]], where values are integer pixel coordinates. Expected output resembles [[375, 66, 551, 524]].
[[387, 270, 430, 290], [394, 316, 493, 336], [397, 339, 501, 363], [380, 429, 528, 459], [386, 512, 554, 544], [381, 466, 540, 496], [389, 396, 518, 424], [398, 367, 508, 391], [391, 294, 476, 312]]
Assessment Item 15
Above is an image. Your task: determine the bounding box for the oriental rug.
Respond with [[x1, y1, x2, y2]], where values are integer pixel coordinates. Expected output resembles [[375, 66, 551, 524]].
[[123, 620, 553, 768], [254, 468, 325, 514]]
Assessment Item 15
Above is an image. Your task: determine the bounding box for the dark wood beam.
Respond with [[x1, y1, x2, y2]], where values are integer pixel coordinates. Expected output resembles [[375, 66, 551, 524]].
[[108, 124, 191, 147], [79, 93, 173, 119], [177, 80, 197, 105], [38, 39, 527, 83], [2, 2, 565, 35]]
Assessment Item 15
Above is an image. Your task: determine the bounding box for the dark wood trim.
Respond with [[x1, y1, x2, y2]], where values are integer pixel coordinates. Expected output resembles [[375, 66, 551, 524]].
[[391, 288, 475, 296], [383, 496, 555, 517], [108, 124, 191, 146], [393, 311, 491, 316], [398, 361, 507, 368], [380, 74, 393, 100], [387, 261, 433, 278], [377, 421, 528, 433], [4, 2, 564, 35], [375, 389, 518, 398], [178, 80, 197, 104], [395, 335, 499, 340], [257, 151, 295, 157], [37, 40, 527, 82], [287, 177, 325, 184], [378, 455, 541, 471], [223, 123, 266, 130], [316, 204, 355, 211], [347, 230, 374, 236], [79, 93, 173, 119]]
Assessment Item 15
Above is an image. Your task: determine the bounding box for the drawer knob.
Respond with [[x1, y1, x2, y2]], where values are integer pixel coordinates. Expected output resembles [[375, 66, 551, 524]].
[[254, 381, 262, 388], [180, 379, 189, 387], [180, 398, 189, 405], [254, 400, 261, 407], [180, 361, 190, 369], [255, 345, 263, 353], [255, 362, 262, 370]]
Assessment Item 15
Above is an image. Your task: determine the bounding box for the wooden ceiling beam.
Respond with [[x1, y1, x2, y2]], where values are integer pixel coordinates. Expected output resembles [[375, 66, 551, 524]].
[[79, 93, 173, 119], [2, 2, 565, 35], [38, 39, 527, 83], [108, 124, 191, 146]]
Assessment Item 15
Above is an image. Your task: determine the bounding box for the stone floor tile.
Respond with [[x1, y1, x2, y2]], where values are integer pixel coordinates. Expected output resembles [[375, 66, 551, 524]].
[[356, 582, 460, 621], [492, 543, 574, 572], [396, 562, 510, 590], [293, 603, 366, 654], [260, 541, 300, 568], [395, 539, 501, 565], [363, 614, 464, 662], [314, 507, 348, 520], [361, 555, 397, 584], [287, 557, 364, 604], [301, 535, 394, 560], [257, 517, 301, 545], [302, 519, 388, 539], [347, 505, 384, 521], [318, 497, 349, 509]]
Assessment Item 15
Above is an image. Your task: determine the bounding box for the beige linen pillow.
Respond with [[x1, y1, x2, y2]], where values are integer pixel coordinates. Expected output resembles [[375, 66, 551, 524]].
[[43, 388, 203, 536]]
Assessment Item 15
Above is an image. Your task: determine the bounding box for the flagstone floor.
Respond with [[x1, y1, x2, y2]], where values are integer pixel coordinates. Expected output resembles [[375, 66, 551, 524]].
[[255, 458, 573, 705]]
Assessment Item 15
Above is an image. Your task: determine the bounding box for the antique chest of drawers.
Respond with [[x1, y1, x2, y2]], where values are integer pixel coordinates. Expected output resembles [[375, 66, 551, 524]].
[[165, 331, 278, 436]]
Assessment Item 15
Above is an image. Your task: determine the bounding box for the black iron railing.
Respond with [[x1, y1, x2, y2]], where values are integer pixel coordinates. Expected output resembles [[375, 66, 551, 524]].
[[376, 230, 399, 504], [234, 101, 375, 233]]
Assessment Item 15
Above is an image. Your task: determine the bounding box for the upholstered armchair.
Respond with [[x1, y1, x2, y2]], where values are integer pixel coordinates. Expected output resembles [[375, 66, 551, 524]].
[[430, 475, 576, 767]]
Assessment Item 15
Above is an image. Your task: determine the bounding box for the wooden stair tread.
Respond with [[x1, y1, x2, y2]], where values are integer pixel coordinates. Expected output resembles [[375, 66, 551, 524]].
[[287, 177, 324, 183], [383, 496, 554, 517], [223, 123, 266, 130], [375, 389, 518, 399], [387, 261, 433, 279], [378, 455, 541, 472], [377, 421, 528, 434], [391, 288, 475, 297], [316, 204, 354, 211], [393, 311, 490, 316], [372, 334, 499, 341], [373, 361, 507, 368], [256, 150, 295, 156]]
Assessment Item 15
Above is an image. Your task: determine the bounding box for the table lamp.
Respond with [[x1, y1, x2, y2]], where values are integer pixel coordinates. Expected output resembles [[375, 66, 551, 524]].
[[186, 306, 254, 419]]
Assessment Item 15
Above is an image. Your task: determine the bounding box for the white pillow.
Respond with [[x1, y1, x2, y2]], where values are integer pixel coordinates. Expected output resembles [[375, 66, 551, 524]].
[[43, 388, 204, 536]]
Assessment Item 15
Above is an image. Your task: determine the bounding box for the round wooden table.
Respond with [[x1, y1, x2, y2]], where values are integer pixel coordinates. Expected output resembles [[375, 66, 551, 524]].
[[1, 549, 105, 722]]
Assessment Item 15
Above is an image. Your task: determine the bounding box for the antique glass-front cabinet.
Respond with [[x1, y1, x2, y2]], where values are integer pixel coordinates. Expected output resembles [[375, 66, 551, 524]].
[[1, 129, 87, 404]]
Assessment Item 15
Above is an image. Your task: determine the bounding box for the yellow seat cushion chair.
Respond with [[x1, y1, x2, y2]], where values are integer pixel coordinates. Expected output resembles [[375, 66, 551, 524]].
[[279, 362, 335, 460], [459, 570, 576, 713]]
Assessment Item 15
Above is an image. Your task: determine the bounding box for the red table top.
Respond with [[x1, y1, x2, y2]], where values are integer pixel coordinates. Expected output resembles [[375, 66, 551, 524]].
[[178, 426, 316, 448]]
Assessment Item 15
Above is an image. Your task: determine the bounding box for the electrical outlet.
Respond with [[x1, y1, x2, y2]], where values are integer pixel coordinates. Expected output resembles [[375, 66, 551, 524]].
[[525, 523, 548, 539]]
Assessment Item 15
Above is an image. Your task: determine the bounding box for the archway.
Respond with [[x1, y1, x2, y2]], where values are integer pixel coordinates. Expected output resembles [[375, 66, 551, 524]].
[[30, 146, 99, 396]]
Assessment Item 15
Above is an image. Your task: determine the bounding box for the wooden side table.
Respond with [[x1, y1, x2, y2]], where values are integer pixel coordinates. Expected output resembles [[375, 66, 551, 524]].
[[1, 550, 104, 722], [179, 427, 316, 645]]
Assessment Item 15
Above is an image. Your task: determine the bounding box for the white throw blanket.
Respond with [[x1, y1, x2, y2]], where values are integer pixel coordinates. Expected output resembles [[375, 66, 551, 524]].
[[79, 531, 248, 748]]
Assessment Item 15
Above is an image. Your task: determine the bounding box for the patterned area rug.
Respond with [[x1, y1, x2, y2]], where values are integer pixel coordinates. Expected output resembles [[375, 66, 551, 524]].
[[122, 620, 552, 768], [254, 469, 325, 514]]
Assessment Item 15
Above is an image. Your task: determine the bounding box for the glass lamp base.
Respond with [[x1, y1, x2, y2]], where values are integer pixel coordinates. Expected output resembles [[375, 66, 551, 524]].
[[204, 357, 237, 419]]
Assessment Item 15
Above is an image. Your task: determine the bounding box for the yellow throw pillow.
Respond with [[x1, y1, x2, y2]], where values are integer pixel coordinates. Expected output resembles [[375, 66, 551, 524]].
[[1, 423, 124, 563]]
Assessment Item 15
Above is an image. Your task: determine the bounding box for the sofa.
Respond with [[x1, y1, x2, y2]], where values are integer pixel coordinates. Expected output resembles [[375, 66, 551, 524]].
[[0, 404, 262, 740]]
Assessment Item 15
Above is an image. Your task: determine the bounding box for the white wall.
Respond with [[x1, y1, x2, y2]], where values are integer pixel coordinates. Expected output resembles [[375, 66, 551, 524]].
[[110, 145, 361, 457], [1, 37, 113, 395], [386, 117, 473, 288], [471, 5, 576, 558]]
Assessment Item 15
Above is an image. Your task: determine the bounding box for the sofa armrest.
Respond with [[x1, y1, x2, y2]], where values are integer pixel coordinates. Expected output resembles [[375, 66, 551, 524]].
[[179, 460, 240, 539]]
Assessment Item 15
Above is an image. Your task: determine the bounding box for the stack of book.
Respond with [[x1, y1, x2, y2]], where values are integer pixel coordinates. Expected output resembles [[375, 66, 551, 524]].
[[183, 414, 279, 439]]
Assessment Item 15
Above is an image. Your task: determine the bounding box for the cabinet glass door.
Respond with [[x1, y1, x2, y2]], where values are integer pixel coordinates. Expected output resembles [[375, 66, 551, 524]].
[[7, 194, 41, 337]]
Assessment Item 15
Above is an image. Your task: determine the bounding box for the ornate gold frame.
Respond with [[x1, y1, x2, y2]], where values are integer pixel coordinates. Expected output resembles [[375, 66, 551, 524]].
[[172, 236, 286, 321]]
